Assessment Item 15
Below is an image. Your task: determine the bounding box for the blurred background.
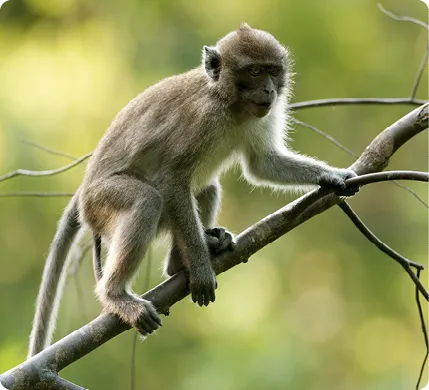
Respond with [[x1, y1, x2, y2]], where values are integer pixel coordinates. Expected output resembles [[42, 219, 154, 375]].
[[0, 0, 427, 389]]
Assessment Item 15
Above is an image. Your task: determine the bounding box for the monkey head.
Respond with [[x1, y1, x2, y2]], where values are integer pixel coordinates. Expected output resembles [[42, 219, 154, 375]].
[[202, 23, 290, 118]]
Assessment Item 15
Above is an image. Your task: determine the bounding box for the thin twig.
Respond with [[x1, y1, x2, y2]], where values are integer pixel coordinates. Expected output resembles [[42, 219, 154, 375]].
[[291, 118, 357, 156], [378, 0, 429, 129], [130, 248, 153, 390], [20, 140, 79, 161], [293, 119, 429, 208], [290, 97, 426, 110], [411, 45, 429, 99], [415, 269, 428, 390], [0, 192, 74, 197], [378, 3, 429, 31], [390, 181, 428, 208], [0, 153, 91, 183], [338, 201, 427, 301]]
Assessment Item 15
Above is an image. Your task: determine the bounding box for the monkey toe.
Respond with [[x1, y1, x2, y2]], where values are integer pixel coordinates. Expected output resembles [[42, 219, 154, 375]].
[[335, 185, 359, 197], [205, 227, 236, 255], [191, 288, 215, 307], [133, 300, 162, 335]]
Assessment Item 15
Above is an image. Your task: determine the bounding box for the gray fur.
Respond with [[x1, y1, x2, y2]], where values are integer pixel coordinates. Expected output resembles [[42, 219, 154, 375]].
[[28, 24, 357, 357]]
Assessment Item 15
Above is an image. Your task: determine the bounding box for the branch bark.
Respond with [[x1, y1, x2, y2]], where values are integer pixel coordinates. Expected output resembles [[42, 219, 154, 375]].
[[1, 103, 427, 390]]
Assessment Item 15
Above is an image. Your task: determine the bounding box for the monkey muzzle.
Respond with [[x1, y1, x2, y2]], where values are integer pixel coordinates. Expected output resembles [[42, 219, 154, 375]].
[[248, 100, 272, 118]]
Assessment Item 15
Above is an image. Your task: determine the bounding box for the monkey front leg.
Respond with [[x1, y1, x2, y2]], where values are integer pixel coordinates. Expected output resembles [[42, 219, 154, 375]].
[[244, 149, 359, 196], [197, 181, 235, 254], [165, 185, 217, 306]]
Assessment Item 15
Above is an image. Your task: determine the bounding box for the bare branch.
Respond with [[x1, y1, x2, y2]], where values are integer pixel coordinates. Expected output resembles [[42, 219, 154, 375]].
[[294, 119, 428, 208], [378, 0, 429, 110], [290, 97, 426, 110], [0, 154, 91, 183], [411, 46, 429, 99], [415, 269, 429, 390], [20, 140, 79, 161], [1, 103, 427, 390], [378, 3, 429, 31], [391, 181, 428, 208], [51, 376, 87, 390], [338, 201, 427, 299], [291, 118, 357, 156]]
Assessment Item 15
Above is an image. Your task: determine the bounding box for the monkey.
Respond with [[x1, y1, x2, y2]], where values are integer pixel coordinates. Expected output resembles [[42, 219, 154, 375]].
[[27, 23, 358, 358]]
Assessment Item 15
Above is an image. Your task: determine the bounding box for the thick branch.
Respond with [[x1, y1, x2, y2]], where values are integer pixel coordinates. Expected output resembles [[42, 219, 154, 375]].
[[1, 103, 427, 390]]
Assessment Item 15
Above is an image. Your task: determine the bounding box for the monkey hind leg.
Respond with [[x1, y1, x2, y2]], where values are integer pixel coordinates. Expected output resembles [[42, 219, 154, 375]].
[[163, 235, 186, 277], [83, 175, 163, 335]]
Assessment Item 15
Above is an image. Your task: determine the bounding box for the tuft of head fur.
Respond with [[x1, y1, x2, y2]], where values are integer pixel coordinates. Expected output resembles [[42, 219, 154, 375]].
[[217, 24, 289, 68]]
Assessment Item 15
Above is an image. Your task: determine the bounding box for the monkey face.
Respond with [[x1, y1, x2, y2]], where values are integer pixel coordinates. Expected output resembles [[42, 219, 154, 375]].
[[236, 64, 284, 118], [203, 23, 290, 118]]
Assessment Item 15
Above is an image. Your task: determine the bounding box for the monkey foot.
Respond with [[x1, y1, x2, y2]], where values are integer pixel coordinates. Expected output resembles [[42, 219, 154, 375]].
[[132, 300, 162, 336]]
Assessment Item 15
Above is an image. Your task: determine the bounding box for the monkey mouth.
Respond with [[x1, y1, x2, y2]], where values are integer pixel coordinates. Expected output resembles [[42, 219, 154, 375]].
[[252, 101, 271, 109]]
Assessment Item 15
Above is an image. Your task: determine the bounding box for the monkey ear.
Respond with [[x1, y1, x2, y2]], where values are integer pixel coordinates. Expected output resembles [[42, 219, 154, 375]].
[[203, 46, 222, 82]]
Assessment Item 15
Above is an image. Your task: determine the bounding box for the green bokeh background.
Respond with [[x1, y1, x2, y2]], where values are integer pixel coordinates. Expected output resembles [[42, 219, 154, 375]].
[[0, 1, 428, 389]]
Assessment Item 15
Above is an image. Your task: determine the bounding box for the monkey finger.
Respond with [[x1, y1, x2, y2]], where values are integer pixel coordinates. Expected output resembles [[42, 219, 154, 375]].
[[136, 317, 154, 334], [203, 293, 210, 306], [215, 227, 226, 242], [206, 235, 220, 248], [228, 240, 237, 251], [197, 292, 205, 307], [209, 288, 216, 303], [134, 324, 148, 336], [147, 308, 162, 326], [191, 291, 198, 304], [214, 234, 234, 254], [144, 309, 162, 328], [207, 227, 224, 239]]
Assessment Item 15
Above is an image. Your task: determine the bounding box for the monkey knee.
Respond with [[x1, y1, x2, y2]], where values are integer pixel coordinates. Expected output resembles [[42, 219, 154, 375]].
[[137, 188, 163, 221]]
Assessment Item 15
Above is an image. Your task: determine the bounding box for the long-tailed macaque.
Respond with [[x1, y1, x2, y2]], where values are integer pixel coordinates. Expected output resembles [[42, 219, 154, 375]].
[[28, 23, 358, 358]]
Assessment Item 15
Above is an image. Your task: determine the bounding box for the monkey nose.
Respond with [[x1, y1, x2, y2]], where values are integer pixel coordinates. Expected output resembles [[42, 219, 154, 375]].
[[263, 87, 275, 97]]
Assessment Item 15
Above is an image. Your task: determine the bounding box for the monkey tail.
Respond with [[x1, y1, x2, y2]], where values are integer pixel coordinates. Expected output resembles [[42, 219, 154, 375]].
[[28, 190, 81, 358]]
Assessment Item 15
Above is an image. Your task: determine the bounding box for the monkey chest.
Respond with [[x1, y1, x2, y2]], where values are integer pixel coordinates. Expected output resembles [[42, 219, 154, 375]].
[[191, 142, 237, 190]]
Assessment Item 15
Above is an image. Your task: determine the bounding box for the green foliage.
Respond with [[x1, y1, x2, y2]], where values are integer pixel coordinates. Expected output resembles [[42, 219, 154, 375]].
[[0, 0, 427, 389]]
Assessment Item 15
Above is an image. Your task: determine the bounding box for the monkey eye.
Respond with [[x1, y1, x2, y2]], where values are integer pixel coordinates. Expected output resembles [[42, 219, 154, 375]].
[[269, 66, 282, 76], [248, 65, 262, 76]]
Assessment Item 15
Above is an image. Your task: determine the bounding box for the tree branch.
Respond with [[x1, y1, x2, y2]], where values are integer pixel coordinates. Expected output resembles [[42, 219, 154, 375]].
[[377, 3, 429, 31], [289, 97, 426, 110], [0, 154, 91, 183], [338, 201, 427, 300], [1, 101, 427, 389]]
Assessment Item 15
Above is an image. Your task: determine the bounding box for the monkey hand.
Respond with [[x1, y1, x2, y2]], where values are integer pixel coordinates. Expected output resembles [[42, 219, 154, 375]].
[[189, 264, 217, 307], [319, 168, 360, 197], [205, 227, 236, 255]]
